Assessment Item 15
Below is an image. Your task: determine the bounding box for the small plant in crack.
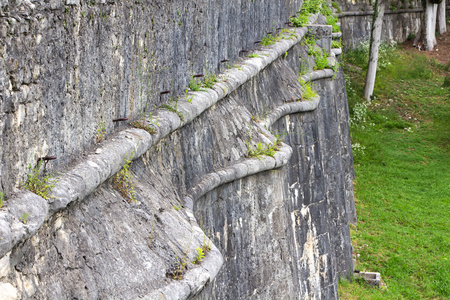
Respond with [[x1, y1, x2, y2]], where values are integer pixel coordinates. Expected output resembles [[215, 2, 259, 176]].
[[299, 78, 318, 101], [248, 53, 260, 58], [24, 160, 56, 200], [167, 237, 192, 280], [193, 247, 205, 264], [246, 141, 279, 158], [169, 255, 188, 280], [0, 191, 4, 209], [96, 121, 107, 143], [203, 73, 218, 89], [131, 112, 159, 135], [193, 234, 212, 264], [161, 104, 184, 122], [273, 133, 286, 147], [185, 88, 194, 103], [188, 75, 204, 92], [113, 153, 136, 203], [19, 213, 29, 224]]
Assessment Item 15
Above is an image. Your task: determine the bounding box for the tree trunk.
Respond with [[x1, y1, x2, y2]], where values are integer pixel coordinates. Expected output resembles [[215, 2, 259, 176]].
[[364, 0, 385, 101], [437, 0, 447, 35], [422, 2, 438, 51]]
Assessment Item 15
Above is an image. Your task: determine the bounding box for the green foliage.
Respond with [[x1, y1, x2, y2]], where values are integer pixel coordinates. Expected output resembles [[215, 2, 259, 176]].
[[306, 38, 329, 70], [343, 41, 398, 71], [193, 247, 205, 264], [246, 141, 279, 158], [131, 112, 159, 135], [160, 95, 184, 121], [248, 53, 260, 58], [174, 204, 181, 211], [189, 75, 203, 91], [261, 33, 279, 46], [407, 33, 416, 40], [444, 75, 450, 88], [331, 39, 342, 48], [389, 2, 398, 10], [113, 154, 136, 203], [331, 1, 341, 13], [0, 192, 4, 209], [326, 15, 340, 32], [299, 79, 318, 100], [302, 0, 323, 14], [320, 2, 333, 16], [96, 121, 107, 143], [161, 104, 184, 122], [203, 73, 218, 89], [290, 13, 310, 27], [19, 213, 29, 224], [314, 51, 329, 70], [24, 160, 55, 200], [189, 73, 217, 91], [340, 46, 450, 299], [185, 88, 194, 103], [302, 34, 317, 53], [290, 0, 326, 27]]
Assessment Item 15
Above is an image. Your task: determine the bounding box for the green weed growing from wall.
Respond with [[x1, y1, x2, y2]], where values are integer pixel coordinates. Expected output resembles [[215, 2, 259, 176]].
[[113, 153, 136, 203], [24, 160, 56, 200]]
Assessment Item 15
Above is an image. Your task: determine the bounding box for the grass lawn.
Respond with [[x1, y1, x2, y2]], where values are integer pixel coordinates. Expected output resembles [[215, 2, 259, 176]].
[[338, 43, 450, 299]]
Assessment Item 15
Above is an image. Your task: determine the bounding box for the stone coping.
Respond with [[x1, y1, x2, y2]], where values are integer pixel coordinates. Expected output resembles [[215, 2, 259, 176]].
[[332, 48, 342, 56], [332, 32, 342, 39], [338, 8, 424, 18]]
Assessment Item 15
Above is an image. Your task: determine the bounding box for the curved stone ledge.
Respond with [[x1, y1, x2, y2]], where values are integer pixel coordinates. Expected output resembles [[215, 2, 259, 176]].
[[142, 143, 292, 299], [142, 218, 224, 300], [332, 32, 342, 39], [257, 63, 335, 130], [183, 143, 293, 211], [300, 68, 335, 84], [332, 48, 343, 56], [259, 97, 321, 129]]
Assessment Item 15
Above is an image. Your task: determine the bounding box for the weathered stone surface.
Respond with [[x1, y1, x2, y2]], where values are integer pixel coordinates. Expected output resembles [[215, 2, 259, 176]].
[[0, 2, 356, 299], [0, 0, 304, 195]]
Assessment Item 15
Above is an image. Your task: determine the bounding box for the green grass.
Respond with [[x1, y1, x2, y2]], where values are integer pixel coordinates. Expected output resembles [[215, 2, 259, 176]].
[[339, 46, 450, 299]]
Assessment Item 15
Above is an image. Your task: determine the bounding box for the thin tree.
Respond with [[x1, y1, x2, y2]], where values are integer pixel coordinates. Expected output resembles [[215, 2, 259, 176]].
[[364, 0, 385, 101], [437, 0, 446, 35], [414, 0, 441, 51]]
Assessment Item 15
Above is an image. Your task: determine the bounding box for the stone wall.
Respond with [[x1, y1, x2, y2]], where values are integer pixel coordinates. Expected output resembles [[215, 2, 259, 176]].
[[0, 1, 357, 299], [336, 0, 426, 49], [0, 0, 303, 195]]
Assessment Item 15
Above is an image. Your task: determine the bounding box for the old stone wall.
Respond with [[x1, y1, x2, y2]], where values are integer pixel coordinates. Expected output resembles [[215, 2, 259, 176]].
[[0, 0, 303, 195], [335, 0, 429, 50], [0, 1, 356, 299]]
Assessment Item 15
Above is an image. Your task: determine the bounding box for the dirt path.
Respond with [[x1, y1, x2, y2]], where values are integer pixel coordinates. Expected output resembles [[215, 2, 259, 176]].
[[401, 24, 450, 65]]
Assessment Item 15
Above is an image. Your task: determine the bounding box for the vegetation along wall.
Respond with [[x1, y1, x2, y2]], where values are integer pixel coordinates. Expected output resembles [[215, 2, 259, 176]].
[[1, 0, 357, 299]]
